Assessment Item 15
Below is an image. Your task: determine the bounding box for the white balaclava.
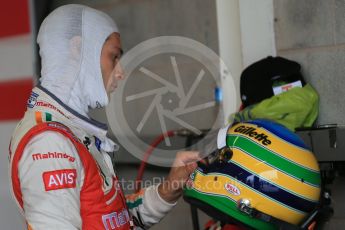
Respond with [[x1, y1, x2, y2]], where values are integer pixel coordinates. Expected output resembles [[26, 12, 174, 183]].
[[38, 4, 119, 116]]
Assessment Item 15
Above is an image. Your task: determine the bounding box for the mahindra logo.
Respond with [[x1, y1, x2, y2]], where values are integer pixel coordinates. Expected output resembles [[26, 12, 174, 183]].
[[102, 210, 130, 230], [234, 125, 272, 145], [224, 183, 240, 196], [32, 152, 75, 162], [36, 101, 67, 117]]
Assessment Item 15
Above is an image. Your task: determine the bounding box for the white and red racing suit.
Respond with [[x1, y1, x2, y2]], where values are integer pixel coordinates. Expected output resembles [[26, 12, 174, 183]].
[[9, 86, 175, 230]]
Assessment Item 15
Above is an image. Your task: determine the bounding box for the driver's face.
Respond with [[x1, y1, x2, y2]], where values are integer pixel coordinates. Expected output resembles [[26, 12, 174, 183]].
[[100, 32, 124, 98]]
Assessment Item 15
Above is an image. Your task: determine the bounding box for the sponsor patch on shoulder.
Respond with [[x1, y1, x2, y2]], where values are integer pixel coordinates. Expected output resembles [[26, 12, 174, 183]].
[[27, 92, 39, 108], [43, 169, 77, 191], [46, 122, 80, 142]]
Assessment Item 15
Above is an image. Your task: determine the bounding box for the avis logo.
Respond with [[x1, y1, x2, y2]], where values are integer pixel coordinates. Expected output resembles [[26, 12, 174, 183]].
[[43, 169, 77, 191], [224, 183, 240, 196]]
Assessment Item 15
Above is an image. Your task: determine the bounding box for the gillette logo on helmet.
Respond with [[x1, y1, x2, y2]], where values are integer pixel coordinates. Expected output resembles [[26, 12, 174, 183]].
[[234, 125, 272, 145]]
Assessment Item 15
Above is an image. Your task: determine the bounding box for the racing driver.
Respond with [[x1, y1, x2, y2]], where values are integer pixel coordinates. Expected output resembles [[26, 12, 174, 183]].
[[9, 4, 199, 230]]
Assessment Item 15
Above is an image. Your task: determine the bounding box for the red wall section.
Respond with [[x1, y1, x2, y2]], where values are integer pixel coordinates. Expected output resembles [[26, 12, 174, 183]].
[[0, 0, 30, 38], [0, 78, 33, 121]]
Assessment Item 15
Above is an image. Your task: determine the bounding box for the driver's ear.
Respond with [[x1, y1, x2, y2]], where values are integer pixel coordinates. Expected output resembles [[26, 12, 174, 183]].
[[70, 36, 82, 60]]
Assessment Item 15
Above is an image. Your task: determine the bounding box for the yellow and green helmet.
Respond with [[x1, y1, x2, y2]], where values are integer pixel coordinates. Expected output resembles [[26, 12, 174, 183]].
[[184, 119, 321, 229]]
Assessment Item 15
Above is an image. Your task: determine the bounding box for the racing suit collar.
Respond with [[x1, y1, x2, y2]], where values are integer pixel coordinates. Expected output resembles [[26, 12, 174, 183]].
[[32, 85, 117, 152]]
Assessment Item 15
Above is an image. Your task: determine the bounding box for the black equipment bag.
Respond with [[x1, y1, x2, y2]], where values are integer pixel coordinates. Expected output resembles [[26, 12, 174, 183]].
[[240, 56, 305, 108]]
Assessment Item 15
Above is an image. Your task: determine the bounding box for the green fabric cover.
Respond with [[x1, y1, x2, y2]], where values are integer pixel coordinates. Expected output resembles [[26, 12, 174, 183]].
[[231, 84, 319, 131]]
